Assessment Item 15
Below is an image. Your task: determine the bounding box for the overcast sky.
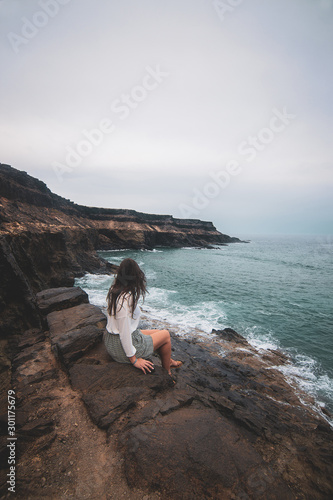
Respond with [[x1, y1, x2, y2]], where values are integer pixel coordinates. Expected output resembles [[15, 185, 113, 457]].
[[1, 0, 332, 236]]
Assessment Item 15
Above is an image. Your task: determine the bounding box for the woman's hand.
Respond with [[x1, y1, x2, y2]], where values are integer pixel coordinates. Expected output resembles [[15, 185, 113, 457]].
[[133, 357, 154, 374]]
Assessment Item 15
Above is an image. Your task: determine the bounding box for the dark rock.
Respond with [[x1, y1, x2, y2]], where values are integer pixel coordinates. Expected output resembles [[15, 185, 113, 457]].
[[83, 388, 143, 429], [14, 340, 58, 389], [16, 397, 54, 429], [54, 325, 105, 366], [5, 287, 333, 499], [69, 362, 173, 396], [123, 407, 292, 499], [159, 391, 194, 415], [16, 328, 46, 349], [12, 341, 46, 369], [212, 327, 249, 344], [0, 436, 8, 471], [46, 303, 107, 366], [0, 348, 11, 375], [47, 303, 106, 334], [0, 236, 43, 338], [36, 286, 89, 315]]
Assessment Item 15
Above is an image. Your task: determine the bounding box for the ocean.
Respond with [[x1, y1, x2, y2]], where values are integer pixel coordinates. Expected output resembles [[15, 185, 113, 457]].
[[75, 234, 333, 415]]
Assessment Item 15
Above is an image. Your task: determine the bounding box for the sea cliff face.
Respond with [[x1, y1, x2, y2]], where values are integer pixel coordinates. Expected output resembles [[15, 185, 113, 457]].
[[0, 162, 239, 250]]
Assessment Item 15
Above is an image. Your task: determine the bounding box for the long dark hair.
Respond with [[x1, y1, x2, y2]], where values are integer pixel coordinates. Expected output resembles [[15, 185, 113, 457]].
[[107, 258, 147, 317]]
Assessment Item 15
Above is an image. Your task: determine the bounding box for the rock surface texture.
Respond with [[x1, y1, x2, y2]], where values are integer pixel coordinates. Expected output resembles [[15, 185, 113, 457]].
[[2, 287, 332, 499]]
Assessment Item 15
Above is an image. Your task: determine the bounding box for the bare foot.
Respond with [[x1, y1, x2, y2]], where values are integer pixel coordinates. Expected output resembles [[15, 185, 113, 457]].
[[170, 359, 182, 369], [167, 371, 176, 385]]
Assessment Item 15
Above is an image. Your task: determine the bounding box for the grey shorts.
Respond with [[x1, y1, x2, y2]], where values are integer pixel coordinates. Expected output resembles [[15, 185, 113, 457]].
[[104, 328, 154, 364]]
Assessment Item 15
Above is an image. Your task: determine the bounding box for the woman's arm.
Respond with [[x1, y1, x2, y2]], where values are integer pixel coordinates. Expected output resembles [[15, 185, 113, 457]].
[[128, 354, 154, 374], [116, 314, 136, 357], [116, 296, 154, 373]]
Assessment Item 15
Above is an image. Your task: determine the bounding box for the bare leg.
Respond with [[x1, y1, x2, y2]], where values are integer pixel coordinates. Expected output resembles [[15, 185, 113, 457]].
[[141, 329, 177, 375], [141, 329, 157, 336]]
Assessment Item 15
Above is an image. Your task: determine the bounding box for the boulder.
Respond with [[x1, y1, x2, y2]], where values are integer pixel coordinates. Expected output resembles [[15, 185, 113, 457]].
[[46, 303, 107, 366], [36, 286, 89, 315], [212, 327, 250, 345]]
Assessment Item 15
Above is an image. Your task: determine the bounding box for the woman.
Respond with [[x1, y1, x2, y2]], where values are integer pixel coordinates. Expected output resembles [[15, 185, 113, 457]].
[[104, 258, 182, 375]]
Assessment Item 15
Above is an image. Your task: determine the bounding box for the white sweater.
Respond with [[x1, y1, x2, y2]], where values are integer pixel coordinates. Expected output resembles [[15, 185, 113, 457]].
[[106, 293, 140, 357]]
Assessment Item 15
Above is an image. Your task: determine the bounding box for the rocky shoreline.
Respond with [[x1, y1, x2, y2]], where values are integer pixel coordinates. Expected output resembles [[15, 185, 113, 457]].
[[0, 163, 242, 338], [0, 286, 332, 498], [1, 163, 333, 498]]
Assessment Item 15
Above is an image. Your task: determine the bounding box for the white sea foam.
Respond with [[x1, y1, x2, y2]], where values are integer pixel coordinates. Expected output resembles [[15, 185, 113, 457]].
[[143, 289, 228, 336], [180, 247, 203, 250], [75, 273, 111, 308], [98, 249, 127, 252], [244, 326, 281, 352], [140, 248, 163, 252], [76, 264, 333, 420], [273, 356, 333, 426], [145, 269, 157, 280], [277, 355, 333, 400], [103, 255, 124, 263]]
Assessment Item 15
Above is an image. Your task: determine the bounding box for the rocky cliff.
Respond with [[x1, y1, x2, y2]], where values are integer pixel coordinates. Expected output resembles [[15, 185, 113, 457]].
[[0, 163, 241, 337], [0, 164, 332, 498], [0, 163, 240, 250]]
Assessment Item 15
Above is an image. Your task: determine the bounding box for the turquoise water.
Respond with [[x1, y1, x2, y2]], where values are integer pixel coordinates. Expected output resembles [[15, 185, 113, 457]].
[[75, 235, 333, 413]]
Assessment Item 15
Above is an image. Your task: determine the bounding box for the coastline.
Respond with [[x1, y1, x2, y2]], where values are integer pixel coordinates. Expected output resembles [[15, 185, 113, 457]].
[[138, 310, 333, 427], [3, 285, 332, 498], [76, 265, 333, 427], [1, 164, 332, 497], [97, 238, 333, 416]]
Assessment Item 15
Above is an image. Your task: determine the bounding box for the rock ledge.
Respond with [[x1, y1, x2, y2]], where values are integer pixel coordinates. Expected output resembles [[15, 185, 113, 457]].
[[2, 287, 332, 499]]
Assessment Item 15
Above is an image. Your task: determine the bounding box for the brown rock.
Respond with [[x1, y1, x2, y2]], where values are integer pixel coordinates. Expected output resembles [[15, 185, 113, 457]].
[[123, 407, 295, 499], [46, 303, 107, 366], [19, 418, 55, 439]]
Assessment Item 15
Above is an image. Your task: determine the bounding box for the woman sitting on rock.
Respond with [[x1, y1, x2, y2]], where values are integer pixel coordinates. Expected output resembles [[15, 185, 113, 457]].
[[104, 258, 182, 375]]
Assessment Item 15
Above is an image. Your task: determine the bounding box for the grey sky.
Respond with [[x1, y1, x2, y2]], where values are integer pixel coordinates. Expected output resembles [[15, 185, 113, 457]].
[[1, 0, 332, 235]]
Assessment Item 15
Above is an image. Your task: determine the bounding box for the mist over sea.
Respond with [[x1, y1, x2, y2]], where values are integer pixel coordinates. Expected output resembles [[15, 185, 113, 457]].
[[76, 234, 333, 413]]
